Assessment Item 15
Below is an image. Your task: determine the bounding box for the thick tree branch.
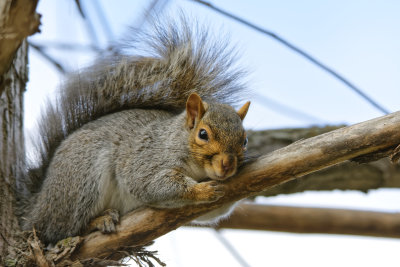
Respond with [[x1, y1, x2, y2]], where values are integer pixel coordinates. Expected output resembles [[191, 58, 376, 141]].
[[246, 128, 400, 196], [71, 111, 400, 260], [262, 158, 400, 196], [212, 203, 400, 238]]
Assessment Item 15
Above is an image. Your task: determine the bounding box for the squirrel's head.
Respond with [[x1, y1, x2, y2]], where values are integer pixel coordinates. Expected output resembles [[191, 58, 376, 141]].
[[186, 93, 250, 181]]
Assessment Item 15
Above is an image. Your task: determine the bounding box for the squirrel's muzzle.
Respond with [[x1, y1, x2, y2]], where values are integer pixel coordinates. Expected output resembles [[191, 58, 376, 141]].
[[210, 153, 237, 180]]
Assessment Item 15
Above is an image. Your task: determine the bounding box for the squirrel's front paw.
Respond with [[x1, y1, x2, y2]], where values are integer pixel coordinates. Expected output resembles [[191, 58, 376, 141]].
[[86, 209, 120, 234], [187, 181, 225, 203]]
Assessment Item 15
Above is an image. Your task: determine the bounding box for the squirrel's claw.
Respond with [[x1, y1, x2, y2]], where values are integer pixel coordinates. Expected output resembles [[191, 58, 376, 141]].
[[186, 181, 225, 203], [86, 208, 120, 234]]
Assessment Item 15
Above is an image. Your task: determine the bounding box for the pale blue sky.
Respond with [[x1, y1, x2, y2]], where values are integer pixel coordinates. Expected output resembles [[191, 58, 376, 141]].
[[27, 0, 400, 129], [26, 1, 400, 266]]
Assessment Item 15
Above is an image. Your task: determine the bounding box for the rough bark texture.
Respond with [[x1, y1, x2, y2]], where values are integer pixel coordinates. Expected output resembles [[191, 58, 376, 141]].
[[263, 158, 400, 196], [71, 111, 400, 260], [212, 203, 400, 238], [0, 40, 27, 264], [0, 0, 39, 264], [0, 0, 40, 79], [246, 128, 400, 196]]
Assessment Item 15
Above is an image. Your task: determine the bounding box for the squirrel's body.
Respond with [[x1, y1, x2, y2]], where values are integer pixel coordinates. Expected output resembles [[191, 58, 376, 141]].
[[19, 17, 250, 244], [26, 109, 179, 241]]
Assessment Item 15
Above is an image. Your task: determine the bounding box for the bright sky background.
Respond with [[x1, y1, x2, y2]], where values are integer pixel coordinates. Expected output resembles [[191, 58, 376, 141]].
[[26, 1, 400, 266]]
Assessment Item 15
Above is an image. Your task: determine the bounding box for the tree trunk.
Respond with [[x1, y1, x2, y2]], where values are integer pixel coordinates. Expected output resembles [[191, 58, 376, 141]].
[[0, 40, 27, 264], [0, 0, 39, 264]]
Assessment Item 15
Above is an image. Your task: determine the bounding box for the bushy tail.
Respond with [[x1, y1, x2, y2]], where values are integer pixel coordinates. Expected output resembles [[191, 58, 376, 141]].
[[24, 15, 247, 195]]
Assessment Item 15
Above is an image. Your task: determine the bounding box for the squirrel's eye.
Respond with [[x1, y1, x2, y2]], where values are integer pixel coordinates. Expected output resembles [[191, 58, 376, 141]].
[[198, 129, 209, 141], [243, 137, 248, 149]]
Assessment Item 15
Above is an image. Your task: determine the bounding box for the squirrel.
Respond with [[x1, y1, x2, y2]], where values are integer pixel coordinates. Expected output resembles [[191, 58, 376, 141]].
[[18, 17, 251, 244]]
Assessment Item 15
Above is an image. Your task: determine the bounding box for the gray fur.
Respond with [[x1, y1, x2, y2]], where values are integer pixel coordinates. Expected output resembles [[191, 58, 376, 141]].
[[19, 17, 248, 243]]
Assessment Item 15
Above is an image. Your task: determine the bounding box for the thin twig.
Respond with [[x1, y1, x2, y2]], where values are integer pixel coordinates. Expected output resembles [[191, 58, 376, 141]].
[[213, 229, 251, 267], [91, 0, 115, 41], [135, 0, 171, 29], [29, 41, 100, 52], [73, 0, 99, 45], [255, 93, 325, 123], [29, 43, 67, 74]]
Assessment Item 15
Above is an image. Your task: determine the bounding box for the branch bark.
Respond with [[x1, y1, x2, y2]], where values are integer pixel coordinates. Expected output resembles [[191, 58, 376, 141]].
[[72, 111, 400, 260], [262, 158, 400, 197], [208, 203, 400, 238], [0, 0, 40, 82], [246, 128, 400, 196]]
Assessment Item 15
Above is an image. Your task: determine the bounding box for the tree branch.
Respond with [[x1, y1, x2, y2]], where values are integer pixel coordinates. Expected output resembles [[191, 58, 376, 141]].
[[246, 127, 400, 196], [0, 0, 40, 79], [70, 111, 400, 260], [209, 203, 400, 238], [262, 158, 400, 196]]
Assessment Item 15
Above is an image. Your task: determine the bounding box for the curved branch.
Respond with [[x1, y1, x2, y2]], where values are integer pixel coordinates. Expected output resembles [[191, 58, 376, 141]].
[[72, 111, 400, 260]]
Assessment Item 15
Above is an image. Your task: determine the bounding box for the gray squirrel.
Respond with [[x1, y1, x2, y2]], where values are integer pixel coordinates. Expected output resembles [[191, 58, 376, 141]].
[[18, 17, 251, 244]]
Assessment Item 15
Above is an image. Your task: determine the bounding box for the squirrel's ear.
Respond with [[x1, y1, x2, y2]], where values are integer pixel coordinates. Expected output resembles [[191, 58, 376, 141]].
[[237, 101, 251, 121], [186, 93, 206, 129]]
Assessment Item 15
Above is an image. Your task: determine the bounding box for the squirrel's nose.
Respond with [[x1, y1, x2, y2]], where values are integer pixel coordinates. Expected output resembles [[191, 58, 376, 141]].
[[221, 154, 234, 172], [213, 153, 237, 179]]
